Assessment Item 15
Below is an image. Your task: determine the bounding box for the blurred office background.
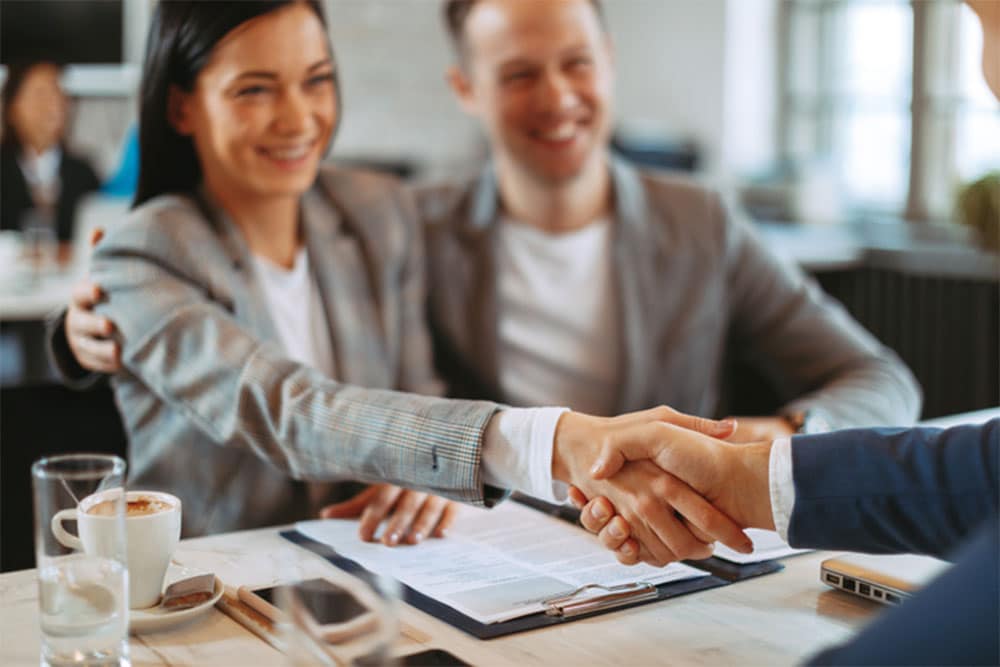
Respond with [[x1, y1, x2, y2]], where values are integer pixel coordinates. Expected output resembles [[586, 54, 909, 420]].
[[2, 1, 997, 206], [0, 0, 997, 569]]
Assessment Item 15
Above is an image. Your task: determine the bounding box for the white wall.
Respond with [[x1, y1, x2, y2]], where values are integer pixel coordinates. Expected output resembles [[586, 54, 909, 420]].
[[323, 0, 482, 174], [721, 0, 780, 175], [604, 0, 728, 171]]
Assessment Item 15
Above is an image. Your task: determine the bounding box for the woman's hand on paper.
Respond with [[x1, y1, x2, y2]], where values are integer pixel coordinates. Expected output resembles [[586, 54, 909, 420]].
[[319, 484, 458, 547]]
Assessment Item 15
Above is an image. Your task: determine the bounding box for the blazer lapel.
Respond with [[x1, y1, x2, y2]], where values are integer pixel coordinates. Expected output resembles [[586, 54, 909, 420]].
[[610, 157, 659, 413], [301, 184, 390, 388], [193, 189, 282, 346], [460, 165, 502, 397]]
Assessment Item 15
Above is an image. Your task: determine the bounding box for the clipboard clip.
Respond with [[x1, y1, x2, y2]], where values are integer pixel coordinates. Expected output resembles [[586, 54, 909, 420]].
[[543, 581, 658, 618]]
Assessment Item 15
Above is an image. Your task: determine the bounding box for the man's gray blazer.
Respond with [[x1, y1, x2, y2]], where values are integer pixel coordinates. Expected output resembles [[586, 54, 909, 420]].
[[71, 167, 500, 536], [415, 157, 921, 427]]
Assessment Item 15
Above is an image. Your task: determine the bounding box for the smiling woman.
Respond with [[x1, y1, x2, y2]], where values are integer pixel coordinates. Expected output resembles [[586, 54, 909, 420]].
[[46, 0, 480, 540], [168, 14, 335, 214], [137, 1, 339, 267]]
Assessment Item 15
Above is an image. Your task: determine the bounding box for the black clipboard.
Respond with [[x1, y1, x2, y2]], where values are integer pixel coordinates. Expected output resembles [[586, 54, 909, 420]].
[[280, 529, 729, 639], [512, 493, 787, 582]]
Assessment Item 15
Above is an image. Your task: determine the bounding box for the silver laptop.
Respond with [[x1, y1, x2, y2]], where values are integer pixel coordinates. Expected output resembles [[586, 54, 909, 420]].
[[821, 553, 950, 606]]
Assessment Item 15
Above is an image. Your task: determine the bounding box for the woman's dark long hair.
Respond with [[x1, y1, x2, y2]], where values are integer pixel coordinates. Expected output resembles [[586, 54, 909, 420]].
[[0, 61, 66, 155], [134, 0, 337, 209]]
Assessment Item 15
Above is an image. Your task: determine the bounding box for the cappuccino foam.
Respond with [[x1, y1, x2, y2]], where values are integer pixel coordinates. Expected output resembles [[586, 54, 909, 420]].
[[88, 497, 173, 517]]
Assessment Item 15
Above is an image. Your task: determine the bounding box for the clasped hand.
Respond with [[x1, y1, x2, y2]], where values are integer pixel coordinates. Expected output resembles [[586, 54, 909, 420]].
[[565, 419, 776, 566], [552, 407, 756, 566]]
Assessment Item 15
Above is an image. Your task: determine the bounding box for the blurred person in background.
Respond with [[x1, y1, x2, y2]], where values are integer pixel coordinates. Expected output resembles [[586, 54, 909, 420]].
[[1, 61, 100, 244]]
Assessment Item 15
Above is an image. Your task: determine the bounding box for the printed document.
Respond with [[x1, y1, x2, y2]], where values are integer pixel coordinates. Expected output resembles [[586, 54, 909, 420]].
[[296, 501, 709, 624]]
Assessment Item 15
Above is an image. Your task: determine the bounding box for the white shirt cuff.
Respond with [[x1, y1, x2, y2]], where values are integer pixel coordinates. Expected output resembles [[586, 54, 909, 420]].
[[481, 407, 570, 503], [768, 436, 796, 541]]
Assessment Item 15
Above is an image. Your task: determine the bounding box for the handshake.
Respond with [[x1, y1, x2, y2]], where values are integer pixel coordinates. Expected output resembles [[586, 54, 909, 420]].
[[550, 407, 779, 566]]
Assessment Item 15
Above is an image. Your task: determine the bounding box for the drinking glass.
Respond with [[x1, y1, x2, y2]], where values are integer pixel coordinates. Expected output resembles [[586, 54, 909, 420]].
[[21, 210, 59, 283], [33, 454, 129, 667], [277, 568, 400, 666]]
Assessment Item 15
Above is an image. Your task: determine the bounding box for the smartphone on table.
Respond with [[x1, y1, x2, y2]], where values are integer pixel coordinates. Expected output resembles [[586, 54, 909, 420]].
[[241, 579, 470, 664], [239, 578, 377, 643], [398, 648, 471, 666]]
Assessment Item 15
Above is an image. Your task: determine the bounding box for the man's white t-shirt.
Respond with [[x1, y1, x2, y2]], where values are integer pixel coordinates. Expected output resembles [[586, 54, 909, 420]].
[[496, 215, 621, 417]]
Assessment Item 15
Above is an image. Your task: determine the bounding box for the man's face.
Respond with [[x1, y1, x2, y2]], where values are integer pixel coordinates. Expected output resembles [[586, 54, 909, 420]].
[[451, 0, 615, 186]]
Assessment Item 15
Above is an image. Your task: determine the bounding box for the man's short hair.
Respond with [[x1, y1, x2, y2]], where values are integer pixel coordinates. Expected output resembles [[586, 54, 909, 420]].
[[442, 0, 607, 59]]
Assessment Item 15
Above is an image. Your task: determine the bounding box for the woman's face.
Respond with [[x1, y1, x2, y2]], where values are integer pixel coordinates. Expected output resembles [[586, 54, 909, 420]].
[[9, 64, 67, 154], [171, 3, 337, 202]]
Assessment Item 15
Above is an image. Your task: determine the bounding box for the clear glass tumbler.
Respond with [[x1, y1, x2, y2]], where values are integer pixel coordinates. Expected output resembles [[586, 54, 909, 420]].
[[20, 210, 59, 282], [277, 569, 400, 666], [32, 454, 129, 667]]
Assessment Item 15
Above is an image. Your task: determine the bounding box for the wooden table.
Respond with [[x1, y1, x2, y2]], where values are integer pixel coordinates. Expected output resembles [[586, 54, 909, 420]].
[[0, 526, 883, 666], [4, 408, 995, 666]]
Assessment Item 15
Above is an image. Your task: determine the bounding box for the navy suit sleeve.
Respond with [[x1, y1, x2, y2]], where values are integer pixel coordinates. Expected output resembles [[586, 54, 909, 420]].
[[788, 420, 999, 558]]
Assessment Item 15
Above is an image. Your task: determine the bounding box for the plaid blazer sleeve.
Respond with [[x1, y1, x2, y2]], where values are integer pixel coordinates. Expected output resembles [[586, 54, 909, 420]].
[[91, 201, 501, 507]]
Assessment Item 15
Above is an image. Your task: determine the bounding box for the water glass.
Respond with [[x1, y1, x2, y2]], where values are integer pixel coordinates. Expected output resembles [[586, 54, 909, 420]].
[[21, 210, 59, 282], [33, 454, 129, 667], [277, 569, 400, 666]]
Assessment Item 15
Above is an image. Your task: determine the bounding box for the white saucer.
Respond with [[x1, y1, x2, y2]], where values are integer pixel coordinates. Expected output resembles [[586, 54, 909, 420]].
[[129, 573, 223, 633]]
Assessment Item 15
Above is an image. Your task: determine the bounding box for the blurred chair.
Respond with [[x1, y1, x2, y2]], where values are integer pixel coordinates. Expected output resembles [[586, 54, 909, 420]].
[[332, 157, 418, 181], [816, 267, 999, 419], [100, 124, 139, 199], [611, 132, 700, 174]]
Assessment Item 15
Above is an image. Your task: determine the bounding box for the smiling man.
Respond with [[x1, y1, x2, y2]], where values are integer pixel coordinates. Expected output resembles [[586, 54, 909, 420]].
[[415, 0, 921, 440]]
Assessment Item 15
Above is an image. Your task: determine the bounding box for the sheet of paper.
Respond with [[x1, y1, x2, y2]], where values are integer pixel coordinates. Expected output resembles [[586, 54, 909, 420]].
[[296, 501, 709, 625], [712, 529, 810, 564]]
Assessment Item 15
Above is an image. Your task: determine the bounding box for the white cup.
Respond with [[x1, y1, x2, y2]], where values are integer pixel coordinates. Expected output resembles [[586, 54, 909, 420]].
[[52, 489, 182, 609]]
